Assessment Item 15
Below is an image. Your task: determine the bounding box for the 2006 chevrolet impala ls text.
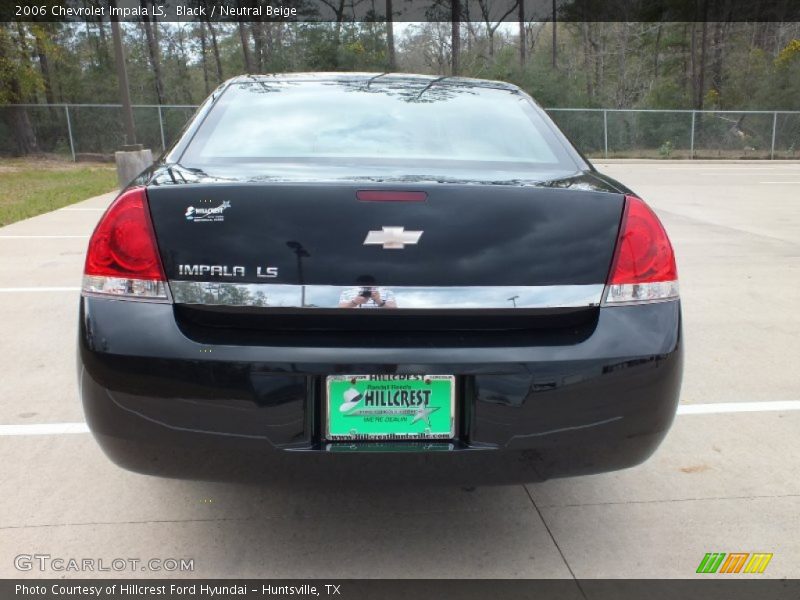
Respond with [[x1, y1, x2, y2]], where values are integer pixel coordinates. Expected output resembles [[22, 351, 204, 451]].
[[77, 73, 682, 484]]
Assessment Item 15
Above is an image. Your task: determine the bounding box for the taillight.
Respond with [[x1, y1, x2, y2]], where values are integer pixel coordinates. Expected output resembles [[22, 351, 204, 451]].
[[82, 187, 169, 301], [604, 195, 679, 304]]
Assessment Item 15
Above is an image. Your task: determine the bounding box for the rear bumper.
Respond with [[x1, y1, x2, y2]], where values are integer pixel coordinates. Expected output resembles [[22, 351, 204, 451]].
[[78, 297, 682, 484]]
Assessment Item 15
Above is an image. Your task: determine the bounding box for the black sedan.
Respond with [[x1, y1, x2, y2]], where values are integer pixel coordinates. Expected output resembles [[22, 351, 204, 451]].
[[78, 73, 682, 484]]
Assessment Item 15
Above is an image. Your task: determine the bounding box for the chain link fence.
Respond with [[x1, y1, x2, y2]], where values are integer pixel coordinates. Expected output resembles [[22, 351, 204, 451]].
[[548, 108, 800, 160], [2, 104, 800, 160], [0, 104, 197, 159]]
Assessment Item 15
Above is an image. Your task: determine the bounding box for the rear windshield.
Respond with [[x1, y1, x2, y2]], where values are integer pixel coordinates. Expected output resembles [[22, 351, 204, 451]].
[[180, 79, 578, 176]]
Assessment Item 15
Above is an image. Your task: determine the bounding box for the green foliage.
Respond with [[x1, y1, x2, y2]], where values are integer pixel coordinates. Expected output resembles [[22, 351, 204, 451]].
[[770, 39, 800, 111], [722, 47, 772, 109], [294, 24, 340, 71], [775, 39, 800, 67], [499, 53, 589, 108], [0, 24, 45, 104], [6, 20, 800, 158], [644, 80, 689, 110], [7, 21, 800, 111]]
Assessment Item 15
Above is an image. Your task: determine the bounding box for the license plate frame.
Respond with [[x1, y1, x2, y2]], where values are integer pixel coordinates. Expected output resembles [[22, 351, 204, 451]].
[[325, 375, 456, 441]]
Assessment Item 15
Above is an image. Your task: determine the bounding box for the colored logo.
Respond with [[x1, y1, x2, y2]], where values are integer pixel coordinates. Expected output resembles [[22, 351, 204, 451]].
[[696, 552, 773, 574]]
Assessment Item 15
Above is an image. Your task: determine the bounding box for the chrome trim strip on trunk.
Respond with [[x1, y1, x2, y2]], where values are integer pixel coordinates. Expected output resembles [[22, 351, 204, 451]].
[[169, 281, 605, 309]]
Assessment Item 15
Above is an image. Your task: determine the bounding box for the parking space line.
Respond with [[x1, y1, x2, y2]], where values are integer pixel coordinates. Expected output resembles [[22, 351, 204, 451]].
[[0, 287, 80, 292], [656, 166, 798, 170], [2, 402, 798, 437], [58, 208, 106, 211], [677, 401, 800, 415], [0, 423, 89, 436], [0, 235, 89, 239]]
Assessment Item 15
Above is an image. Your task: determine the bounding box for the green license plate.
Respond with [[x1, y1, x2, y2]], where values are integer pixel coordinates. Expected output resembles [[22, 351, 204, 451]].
[[326, 375, 455, 441]]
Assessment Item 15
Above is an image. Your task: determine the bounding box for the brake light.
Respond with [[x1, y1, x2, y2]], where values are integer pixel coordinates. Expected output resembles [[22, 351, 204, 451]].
[[82, 187, 168, 300], [356, 190, 427, 202], [604, 195, 678, 304]]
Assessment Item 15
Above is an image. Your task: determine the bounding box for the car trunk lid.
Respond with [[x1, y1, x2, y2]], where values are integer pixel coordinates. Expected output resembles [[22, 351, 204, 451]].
[[147, 182, 623, 299]]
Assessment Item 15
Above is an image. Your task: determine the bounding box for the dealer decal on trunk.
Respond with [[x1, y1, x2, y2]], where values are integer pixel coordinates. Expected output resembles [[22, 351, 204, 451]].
[[185, 200, 231, 223]]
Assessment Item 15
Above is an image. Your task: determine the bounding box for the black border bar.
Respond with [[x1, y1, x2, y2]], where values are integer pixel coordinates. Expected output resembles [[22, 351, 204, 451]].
[[3, 580, 800, 600], [4, 0, 800, 23]]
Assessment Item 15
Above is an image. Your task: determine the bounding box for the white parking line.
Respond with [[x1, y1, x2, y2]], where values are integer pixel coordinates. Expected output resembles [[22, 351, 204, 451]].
[[656, 166, 798, 170], [2, 402, 799, 437], [59, 207, 106, 211], [0, 423, 89, 436], [676, 401, 800, 415], [0, 287, 80, 292], [0, 235, 89, 239]]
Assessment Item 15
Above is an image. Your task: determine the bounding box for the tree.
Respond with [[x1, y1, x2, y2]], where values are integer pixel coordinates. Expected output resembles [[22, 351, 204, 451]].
[[451, 0, 460, 75], [206, 20, 223, 82], [517, 0, 525, 66], [386, 0, 396, 70], [238, 20, 254, 72], [31, 24, 56, 107], [551, 0, 557, 69], [689, 19, 709, 110], [199, 22, 210, 95], [318, 0, 348, 53], [476, 0, 518, 57], [251, 21, 267, 73], [7, 17, 800, 157], [233, 0, 255, 72], [140, 0, 165, 104], [109, 2, 136, 145], [172, 24, 195, 104], [0, 23, 42, 154]]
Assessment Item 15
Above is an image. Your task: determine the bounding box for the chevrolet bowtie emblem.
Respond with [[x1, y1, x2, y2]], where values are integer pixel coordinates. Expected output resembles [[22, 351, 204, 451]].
[[363, 226, 423, 250]]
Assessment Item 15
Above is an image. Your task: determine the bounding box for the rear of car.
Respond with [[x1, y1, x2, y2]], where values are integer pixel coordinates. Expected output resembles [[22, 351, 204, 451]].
[[77, 74, 681, 484]]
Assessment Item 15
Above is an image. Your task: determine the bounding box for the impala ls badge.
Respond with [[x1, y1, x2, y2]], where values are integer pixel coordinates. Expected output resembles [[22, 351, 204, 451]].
[[363, 226, 423, 250]]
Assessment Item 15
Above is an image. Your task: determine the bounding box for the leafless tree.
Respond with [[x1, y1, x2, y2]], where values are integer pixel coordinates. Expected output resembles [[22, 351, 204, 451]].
[[476, 0, 519, 57]]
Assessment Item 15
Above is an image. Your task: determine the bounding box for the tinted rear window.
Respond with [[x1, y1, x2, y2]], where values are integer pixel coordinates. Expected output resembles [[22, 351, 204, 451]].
[[181, 80, 576, 172]]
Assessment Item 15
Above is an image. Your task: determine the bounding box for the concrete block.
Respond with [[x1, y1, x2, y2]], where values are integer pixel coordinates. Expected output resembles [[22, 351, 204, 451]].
[[114, 147, 153, 188]]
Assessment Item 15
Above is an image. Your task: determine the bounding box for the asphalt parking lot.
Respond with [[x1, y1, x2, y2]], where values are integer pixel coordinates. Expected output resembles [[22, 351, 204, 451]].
[[0, 161, 798, 579]]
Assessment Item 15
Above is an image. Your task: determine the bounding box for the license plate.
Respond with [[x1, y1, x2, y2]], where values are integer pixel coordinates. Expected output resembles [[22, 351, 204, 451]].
[[325, 375, 455, 441]]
